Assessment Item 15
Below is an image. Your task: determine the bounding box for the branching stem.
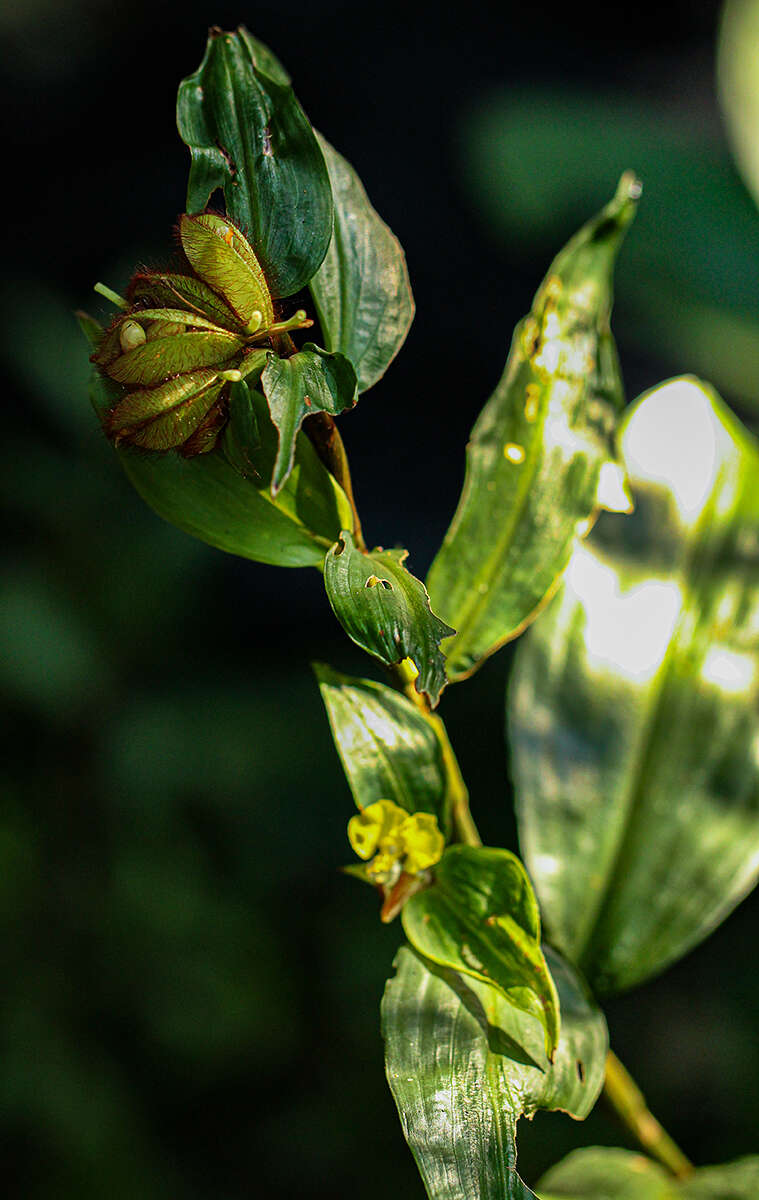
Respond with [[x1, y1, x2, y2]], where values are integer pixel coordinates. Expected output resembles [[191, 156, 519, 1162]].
[[603, 1050, 693, 1179], [304, 412, 366, 550]]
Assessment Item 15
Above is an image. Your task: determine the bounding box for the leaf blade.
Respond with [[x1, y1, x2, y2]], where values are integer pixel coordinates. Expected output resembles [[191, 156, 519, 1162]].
[[309, 134, 415, 392], [509, 376, 759, 993], [176, 27, 333, 298], [382, 944, 607, 1200], [426, 175, 638, 681], [324, 531, 455, 707]]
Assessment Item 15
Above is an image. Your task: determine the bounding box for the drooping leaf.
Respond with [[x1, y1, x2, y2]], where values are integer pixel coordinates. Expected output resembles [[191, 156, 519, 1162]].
[[315, 665, 451, 835], [537, 1148, 677, 1199], [324, 531, 455, 707], [261, 344, 357, 494], [426, 174, 638, 682], [402, 845, 560, 1056], [679, 1157, 759, 1198], [82, 318, 352, 567], [382, 944, 607, 1200], [309, 134, 415, 392], [176, 26, 333, 298], [509, 377, 759, 994]]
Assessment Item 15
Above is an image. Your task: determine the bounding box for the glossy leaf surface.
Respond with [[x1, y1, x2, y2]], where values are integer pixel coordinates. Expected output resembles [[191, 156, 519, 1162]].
[[84, 321, 351, 566], [315, 665, 451, 834], [261, 344, 357, 494], [382, 945, 607, 1200], [510, 377, 759, 994], [177, 27, 333, 298], [426, 175, 638, 681], [402, 845, 560, 1055], [537, 1148, 677, 1199], [324, 531, 455, 707], [309, 134, 415, 392]]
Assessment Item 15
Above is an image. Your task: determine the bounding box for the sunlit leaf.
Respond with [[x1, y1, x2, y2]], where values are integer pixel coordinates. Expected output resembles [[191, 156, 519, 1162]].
[[176, 26, 333, 297], [82, 319, 352, 567], [261, 344, 357, 494], [509, 377, 759, 994], [324, 531, 455, 707], [309, 134, 415, 392], [537, 1147, 677, 1199], [426, 175, 637, 682], [402, 845, 560, 1056], [718, 0, 759, 213], [315, 665, 451, 835], [382, 944, 607, 1200]]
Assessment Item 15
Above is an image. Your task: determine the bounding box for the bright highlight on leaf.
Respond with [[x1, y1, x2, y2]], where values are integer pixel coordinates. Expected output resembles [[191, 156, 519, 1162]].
[[510, 375, 759, 995]]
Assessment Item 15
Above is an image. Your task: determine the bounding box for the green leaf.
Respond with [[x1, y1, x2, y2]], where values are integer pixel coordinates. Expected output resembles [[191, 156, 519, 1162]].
[[719, 1, 759, 213], [176, 27, 333, 298], [509, 376, 759, 994], [309, 134, 415, 392], [82, 317, 352, 567], [315, 665, 451, 835], [261, 344, 357, 494], [324, 531, 455, 707], [537, 1151, 759, 1200], [382, 944, 607, 1200], [679, 1157, 759, 1198], [537, 1148, 677, 1199], [426, 174, 638, 682], [402, 845, 560, 1056]]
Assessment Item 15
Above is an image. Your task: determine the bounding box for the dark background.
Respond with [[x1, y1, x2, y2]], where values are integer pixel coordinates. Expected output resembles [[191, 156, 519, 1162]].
[[1, 0, 758, 1195]]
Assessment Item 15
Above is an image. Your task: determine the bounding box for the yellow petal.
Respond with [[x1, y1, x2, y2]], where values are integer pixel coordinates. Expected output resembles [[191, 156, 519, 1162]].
[[347, 799, 407, 860], [400, 812, 445, 874]]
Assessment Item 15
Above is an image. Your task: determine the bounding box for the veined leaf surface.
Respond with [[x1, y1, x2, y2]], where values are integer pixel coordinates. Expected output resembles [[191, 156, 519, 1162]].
[[177, 27, 333, 298], [324, 531, 454, 707], [382, 945, 607, 1200], [509, 377, 759, 993], [426, 174, 638, 681], [315, 666, 451, 835], [309, 134, 415, 392], [402, 845, 560, 1056]]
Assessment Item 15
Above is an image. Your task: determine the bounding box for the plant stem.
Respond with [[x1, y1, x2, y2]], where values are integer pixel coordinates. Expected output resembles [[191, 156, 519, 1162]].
[[389, 659, 482, 848], [603, 1050, 693, 1179], [304, 412, 366, 550]]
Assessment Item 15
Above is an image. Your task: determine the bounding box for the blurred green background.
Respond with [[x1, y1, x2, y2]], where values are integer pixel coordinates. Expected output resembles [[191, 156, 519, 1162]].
[[1, 0, 758, 1194]]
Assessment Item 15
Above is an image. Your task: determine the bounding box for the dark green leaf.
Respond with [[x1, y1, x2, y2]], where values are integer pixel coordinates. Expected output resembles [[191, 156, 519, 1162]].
[[426, 175, 638, 681], [509, 377, 759, 994], [402, 845, 560, 1056], [82, 317, 352, 567], [315, 665, 451, 835], [537, 1148, 677, 1199], [324, 531, 455, 707], [176, 27, 333, 298], [679, 1157, 759, 1198], [309, 134, 415, 392], [382, 944, 607, 1200], [261, 344, 357, 494]]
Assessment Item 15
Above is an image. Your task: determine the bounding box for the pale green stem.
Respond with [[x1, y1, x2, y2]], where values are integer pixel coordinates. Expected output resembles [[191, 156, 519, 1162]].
[[603, 1050, 693, 1179]]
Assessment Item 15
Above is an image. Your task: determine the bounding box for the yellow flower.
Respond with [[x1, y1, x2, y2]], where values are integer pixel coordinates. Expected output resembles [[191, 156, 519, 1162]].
[[347, 800, 444, 883]]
